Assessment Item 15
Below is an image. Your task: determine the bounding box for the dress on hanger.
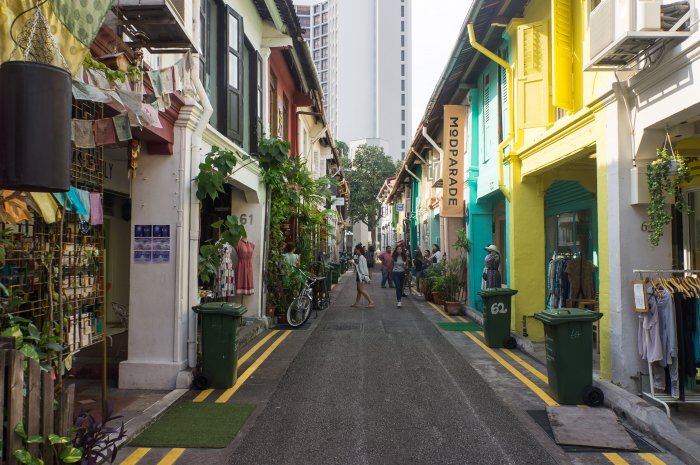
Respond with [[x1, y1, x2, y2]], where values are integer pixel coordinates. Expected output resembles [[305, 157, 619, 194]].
[[482, 253, 501, 289], [214, 242, 235, 298], [236, 239, 255, 296]]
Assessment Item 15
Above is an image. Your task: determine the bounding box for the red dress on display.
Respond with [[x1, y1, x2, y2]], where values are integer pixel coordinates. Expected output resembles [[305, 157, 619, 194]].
[[236, 239, 255, 296]]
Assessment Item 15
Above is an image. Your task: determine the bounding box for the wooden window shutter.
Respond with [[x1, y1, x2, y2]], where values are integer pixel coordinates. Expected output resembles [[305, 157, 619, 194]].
[[552, 0, 574, 112], [516, 21, 549, 128], [226, 7, 244, 143], [500, 47, 509, 136]]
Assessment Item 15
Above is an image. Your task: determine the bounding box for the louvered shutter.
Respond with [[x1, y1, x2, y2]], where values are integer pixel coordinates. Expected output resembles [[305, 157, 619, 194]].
[[551, 0, 574, 112], [483, 73, 493, 162], [226, 7, 244, 143], [516, 21, 549, 128], [500, 47, 509, 137]]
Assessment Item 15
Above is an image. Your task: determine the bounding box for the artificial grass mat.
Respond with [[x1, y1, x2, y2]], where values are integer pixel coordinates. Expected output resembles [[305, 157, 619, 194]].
[[436, 322, 482, 332], [130, 401, 255, 448]]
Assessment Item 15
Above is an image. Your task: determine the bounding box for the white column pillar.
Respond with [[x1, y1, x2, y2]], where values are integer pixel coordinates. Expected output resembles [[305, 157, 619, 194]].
[[119, 102, 204, 390]]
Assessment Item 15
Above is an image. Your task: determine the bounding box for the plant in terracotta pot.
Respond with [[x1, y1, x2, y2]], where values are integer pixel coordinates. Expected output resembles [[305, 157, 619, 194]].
[[426, 261, 445, 303], [442, 258, 467, 316], [646, 146, 693, 246]]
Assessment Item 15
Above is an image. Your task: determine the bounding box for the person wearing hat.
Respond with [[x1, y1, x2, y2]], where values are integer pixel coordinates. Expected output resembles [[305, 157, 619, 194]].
[[482, 244, 502, 289]]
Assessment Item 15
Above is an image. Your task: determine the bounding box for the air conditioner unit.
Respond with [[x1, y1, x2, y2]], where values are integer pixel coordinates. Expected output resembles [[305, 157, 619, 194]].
[[586, 0, 691, 70]]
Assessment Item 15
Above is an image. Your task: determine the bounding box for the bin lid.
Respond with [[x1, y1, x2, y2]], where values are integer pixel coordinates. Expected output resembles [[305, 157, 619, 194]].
[[477, 288, 518, 297], [533, 308, 603, 325], [193, 302, 248, 317]]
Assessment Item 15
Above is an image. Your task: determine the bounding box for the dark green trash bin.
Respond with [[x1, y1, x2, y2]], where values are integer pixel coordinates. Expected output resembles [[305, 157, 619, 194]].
[[534, 308, 604, 406], [477, 288, 518, 348], [330, 263, 340, 284], [193, 302, 247, 389]]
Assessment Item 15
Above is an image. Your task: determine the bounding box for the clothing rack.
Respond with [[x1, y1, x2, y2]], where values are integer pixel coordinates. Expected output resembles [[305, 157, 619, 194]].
[[633, 269, 700, 417]]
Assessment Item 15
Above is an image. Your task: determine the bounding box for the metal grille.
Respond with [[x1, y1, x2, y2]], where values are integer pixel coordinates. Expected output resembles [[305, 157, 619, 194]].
[[0, 99, 106, 356]]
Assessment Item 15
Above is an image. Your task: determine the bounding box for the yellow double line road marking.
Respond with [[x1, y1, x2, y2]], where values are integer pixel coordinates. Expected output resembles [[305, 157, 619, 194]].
[[193, 330, 281, 403], [121, 448, 185, 465], [119, 330, 291, 465], [215, 330, 291, 403], [426, 301, 671, 465]]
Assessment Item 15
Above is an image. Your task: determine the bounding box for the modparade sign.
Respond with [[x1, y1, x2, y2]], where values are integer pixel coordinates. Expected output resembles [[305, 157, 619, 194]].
[[441, 105, 466, 217]]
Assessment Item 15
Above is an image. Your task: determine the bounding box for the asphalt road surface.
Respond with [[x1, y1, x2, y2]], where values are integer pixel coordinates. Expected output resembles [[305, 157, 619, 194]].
[[228, 278, 561, 465]]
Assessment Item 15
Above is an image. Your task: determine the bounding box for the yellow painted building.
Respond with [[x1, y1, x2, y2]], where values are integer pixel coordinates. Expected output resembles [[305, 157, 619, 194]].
[[503, 0, 617, 377]]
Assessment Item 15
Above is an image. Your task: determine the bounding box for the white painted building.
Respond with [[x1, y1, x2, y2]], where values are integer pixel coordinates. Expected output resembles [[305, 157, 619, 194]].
[[293, 0, 412, 161], [585, 2, 700, 398]]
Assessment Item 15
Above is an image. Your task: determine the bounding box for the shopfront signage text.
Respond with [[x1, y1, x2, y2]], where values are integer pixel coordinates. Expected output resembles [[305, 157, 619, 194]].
[[441, 105, 467, 218]]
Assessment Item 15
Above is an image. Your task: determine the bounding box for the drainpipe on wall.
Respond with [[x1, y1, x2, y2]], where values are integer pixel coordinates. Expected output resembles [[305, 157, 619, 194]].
[[187, 56, 214, 369], [467, 23, 513, 202]]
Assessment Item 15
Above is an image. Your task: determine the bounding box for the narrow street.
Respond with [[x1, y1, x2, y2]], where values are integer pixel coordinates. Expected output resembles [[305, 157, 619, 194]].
[[115, 274, 683, 465]]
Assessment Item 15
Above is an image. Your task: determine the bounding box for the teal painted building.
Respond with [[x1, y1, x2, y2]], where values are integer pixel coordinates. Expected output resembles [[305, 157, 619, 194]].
[[467, 35, 512, 310]]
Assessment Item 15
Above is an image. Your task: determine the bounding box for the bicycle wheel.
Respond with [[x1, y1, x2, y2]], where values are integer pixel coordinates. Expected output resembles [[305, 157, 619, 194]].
[[287, 295, 312, 327]]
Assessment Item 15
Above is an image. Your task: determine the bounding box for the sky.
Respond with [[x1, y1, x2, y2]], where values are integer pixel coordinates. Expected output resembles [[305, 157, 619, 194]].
[[411, 0, 471, 136]]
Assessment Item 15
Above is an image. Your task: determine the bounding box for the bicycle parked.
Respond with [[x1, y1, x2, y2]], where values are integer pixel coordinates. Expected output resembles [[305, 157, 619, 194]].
[[287, 269, 324, 327]]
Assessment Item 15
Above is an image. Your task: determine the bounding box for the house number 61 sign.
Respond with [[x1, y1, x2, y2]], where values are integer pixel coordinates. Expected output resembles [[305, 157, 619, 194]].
[[490, 302, 507, 315]]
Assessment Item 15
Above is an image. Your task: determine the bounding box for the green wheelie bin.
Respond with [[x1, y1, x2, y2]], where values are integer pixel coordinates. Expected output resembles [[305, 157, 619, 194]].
[[330, 263, 341, 284], [477, 288, 518, 349], [534, 308, 604, 406], [193, 302, 247, 389]]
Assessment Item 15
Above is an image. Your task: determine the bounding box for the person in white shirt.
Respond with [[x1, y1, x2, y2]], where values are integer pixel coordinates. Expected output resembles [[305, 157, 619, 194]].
[[430, 244, 441, 263], [351, 244, 374, 308]]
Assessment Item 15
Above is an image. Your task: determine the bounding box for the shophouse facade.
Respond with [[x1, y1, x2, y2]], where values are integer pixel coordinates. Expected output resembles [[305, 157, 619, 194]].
[[391, 0, 698, 402], [0, 0, 342, 392]]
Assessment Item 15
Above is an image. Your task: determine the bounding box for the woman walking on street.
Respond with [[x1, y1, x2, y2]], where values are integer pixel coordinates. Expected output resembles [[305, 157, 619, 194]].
[[392, 244, 409, 307], [352, 244, 374, 308], [366, 243, 376, 279], [413, 248, 425, 292]]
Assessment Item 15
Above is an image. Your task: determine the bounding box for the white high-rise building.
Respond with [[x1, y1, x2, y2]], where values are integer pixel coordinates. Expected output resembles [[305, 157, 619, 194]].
[[294, 0, 411, 161]]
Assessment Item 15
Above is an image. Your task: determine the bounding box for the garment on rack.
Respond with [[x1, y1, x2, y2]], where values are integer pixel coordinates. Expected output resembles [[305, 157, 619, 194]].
[[565, 257, 596, 300], [213, 243, 235, 298], [235, 239, 255, 296], [639, 285, 664, 364], [547, 256, 573, 309]]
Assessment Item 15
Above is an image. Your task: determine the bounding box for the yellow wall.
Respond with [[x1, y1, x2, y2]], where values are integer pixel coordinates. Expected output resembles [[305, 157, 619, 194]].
[[506, 0, 614, 365]]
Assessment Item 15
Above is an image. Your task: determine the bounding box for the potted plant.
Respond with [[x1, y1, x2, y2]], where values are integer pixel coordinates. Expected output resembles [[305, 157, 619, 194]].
[[426, 261, 445, 303], [442, 258, 467, 316], [646, 147, 693, 246]]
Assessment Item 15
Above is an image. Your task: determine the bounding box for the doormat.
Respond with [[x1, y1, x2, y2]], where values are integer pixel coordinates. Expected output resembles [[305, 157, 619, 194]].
[[436, 322, 482, 332], [527, 410, 658, 453], [547, 406, 638, 451], [130, 402, 255, 448]]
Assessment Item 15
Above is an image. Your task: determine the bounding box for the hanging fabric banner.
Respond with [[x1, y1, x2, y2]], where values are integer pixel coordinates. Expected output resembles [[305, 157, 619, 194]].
[[440, 105, 467, 218], [72, 80, 111, 102], [72, 119, 95, 148], [112, 113, 132, 141], [94, 118, 116, 146]]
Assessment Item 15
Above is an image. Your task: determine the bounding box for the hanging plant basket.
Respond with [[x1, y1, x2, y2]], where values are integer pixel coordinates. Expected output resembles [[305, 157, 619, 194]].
[[646, 146, 693, 247], [0, 61, 72, 192]]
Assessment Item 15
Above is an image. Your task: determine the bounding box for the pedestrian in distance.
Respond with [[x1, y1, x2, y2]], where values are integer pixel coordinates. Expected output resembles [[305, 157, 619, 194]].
[[413, 247, 425, 292], [403, 250, 413, 297], [392, 244, 410, 307], [366, 243, 376, 279], [430, 244, 441, 263], [423, 249, 431, 262], [378, 245, 394, 288], [352, 244, 374, 308], [283, 243, 300, 267]]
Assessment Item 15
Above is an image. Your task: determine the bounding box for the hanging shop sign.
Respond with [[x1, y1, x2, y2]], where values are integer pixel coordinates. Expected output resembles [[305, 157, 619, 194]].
[[440, 105, 467, 218], [396, 203, 405, 212]]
